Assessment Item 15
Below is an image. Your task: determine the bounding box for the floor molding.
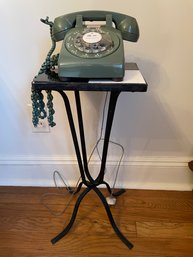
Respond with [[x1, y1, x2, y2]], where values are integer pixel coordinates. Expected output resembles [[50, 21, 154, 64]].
[[0, 155, 192, 190], [0, 154, 190, 166]]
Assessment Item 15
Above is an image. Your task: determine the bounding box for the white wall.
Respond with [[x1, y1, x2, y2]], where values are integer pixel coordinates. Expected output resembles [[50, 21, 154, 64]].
[[1, 0, 193, 190]]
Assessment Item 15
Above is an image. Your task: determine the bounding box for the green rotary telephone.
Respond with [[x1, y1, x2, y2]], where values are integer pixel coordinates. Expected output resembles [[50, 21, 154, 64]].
[[52, 10, 139, 81], [32, 11, 139, 127]]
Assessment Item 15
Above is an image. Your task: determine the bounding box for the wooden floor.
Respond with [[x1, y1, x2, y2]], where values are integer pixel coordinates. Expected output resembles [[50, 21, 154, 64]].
[[0, 187, 193, 257]]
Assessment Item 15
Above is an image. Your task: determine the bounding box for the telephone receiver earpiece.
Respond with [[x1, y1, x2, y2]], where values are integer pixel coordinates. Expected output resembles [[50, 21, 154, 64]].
[[52, 10, 139, 42]]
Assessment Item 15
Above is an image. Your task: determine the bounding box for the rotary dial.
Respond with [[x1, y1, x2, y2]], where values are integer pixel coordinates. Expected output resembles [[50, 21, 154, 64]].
[[65, 27, 119, 58], [74, 30, 113, 54]]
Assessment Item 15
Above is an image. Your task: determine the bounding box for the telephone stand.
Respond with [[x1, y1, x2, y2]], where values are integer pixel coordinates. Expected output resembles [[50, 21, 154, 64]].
[[32, 63, 147, 250]]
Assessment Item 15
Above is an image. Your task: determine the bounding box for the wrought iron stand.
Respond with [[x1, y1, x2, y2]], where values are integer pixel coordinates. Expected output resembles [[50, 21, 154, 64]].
[[50, 90, 133, 249], [32, 63, 147, 250]]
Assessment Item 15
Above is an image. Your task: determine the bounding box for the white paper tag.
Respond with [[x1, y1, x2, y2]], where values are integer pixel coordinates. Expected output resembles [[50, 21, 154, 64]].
[[83, 32, 102, 44], [89, 70, 146, 84]]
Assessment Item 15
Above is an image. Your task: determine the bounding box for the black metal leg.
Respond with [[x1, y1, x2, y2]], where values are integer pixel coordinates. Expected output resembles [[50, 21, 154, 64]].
[[93, 187, 133, 249], [51, 186, 92, 244], [52, 90, 133, 250], [96, 91, 120, 184], [100, 181, 112, 195], [57, 90, 87, 185], [74, 91, 96, 184]]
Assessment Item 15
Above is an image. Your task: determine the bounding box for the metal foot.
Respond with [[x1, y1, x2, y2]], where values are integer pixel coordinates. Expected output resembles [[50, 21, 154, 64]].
[[51, 187, 92, 244], [93, 187, 134, 250]]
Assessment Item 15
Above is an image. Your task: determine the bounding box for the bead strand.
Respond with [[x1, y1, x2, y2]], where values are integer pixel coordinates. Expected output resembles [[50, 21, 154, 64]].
[[31, 89, 47, 127], [47, 90, 56, 127]]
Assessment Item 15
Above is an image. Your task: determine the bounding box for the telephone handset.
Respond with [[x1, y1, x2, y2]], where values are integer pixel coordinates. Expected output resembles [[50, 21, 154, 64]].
[[40, 11, 139, 81]]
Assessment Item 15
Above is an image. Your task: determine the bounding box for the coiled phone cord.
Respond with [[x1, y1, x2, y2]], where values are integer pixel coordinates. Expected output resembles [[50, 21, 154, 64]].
[[38, 17, 58, 75], [32, 17, 58, 127]]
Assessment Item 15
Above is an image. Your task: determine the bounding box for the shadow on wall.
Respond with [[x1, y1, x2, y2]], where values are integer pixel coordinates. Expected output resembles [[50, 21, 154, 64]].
[[81, 59, 192, 158], [0, 76, 25, 133]]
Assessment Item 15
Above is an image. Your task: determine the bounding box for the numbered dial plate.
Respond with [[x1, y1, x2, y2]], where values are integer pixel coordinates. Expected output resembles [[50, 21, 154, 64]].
[[65, 28, 120, 58]]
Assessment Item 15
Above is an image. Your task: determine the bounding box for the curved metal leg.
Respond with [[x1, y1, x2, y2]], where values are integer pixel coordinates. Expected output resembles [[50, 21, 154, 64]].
[[96, 91, 120, 184], [93, 187, 134, 250], [56, 90, 87, 185], [72, 181, 84, 195], [74, 91, 96, 184], [50, 90, 132, 249], [100, 181, 112, 195], [51, 186, 92, 244]]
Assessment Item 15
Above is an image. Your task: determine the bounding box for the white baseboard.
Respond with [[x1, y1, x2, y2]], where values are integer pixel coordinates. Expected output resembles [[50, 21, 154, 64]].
[[0, 155, 193, 191]]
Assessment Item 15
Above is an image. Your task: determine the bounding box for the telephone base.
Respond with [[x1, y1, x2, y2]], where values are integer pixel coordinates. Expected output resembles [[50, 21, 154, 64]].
[[58, 62, 125, 81], [59, 76, 124, 82], [57, 26, 125, 81]]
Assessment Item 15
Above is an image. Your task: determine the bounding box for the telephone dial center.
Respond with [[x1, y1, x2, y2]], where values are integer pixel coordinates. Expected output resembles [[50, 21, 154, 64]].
[[82, 32, 102, 44], [65, 28, 120, 58]]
